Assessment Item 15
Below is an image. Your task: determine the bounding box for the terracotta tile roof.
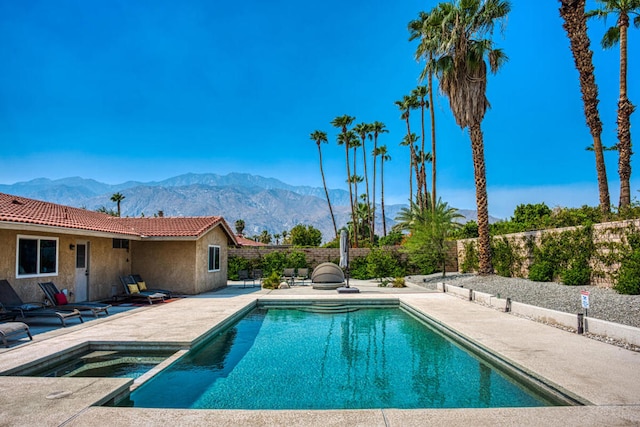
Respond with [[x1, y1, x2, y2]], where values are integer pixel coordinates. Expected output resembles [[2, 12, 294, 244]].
[[117, 217, 226, 238], [0, 192, 237, 243], [235, 235, 268, 246], [0, 193, 138, 235]]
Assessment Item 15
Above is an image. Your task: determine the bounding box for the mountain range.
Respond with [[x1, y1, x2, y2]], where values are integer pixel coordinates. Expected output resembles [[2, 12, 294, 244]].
[[0, 173, 498, 242]]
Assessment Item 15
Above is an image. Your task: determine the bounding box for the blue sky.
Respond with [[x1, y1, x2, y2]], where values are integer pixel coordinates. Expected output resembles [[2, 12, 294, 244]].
[[1, 0, 638, 219]]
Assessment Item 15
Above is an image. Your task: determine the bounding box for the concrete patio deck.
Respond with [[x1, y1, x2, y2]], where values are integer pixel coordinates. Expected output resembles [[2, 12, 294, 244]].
[[0, 278, 639, 426]]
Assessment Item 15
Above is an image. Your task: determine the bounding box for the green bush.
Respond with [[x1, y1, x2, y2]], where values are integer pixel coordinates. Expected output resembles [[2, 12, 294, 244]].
[[528, 261, 554, 282], [261, 271, 282, 289], [614, 231, 640, 294], [228, 255, 251, 280], [460, 241, 479, 273], [348, 256, 369, 279], [561, 263, 591, 286], [491, 237, 521, 277], [366, 248, 404, 281]]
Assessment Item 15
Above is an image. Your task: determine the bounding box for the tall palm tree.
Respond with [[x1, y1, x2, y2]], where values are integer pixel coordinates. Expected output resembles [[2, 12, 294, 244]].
[[370, 121, 388, 239], [409, 11, 442, 212], [587, 0, 639, 209], [110, 192, 125, 217], [431, 0, 510, 275], [412, 85, 430, 210], [559, 0, 611, 214], [395, 94, 420, 204], [332, 115, 357, 246], [400, 132, 420, 205], [375, 145, 391, 236], [311, 130, 338, 239], [354, 122, 374, 242]]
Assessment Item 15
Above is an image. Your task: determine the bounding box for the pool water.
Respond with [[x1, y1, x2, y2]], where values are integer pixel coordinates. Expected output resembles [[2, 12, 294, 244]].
[[24, 349, 174, 379], [121, 307, 566, 409]]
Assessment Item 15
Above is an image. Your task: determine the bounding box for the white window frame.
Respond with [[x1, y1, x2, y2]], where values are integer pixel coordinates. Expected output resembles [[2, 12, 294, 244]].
[[16, 235, 59, 278], [208, 245, 221, 272]]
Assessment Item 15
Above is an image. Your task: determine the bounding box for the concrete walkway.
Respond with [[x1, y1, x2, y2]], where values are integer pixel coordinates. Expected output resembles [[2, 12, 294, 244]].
[[0, 279, 639, 426]]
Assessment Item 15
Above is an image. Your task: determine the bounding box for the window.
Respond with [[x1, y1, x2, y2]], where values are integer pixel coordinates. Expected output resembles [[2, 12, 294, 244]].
[[208, 245, 220, 272], [17, 235, 58, 277], [112, 238, 129, 249]]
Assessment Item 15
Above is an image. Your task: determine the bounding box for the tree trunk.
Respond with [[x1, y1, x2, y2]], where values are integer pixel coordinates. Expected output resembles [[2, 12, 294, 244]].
[[372, 138, 377, 240], [617, 14, 635, 209], [318, 144, 338, 239], [429, 68, 437, 212], [470, 123, 492, 275], [345, 139, 356, 248], [559, 0, 610, 214], [381, 156, 387, 236]]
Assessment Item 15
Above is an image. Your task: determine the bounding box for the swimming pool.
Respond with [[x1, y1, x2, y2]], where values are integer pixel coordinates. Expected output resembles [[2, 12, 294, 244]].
[[119, 304, 572, 409]]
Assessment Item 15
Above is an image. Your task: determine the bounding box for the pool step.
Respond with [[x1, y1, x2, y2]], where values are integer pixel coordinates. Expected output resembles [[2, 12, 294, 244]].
[[297, 303, 360, 314]]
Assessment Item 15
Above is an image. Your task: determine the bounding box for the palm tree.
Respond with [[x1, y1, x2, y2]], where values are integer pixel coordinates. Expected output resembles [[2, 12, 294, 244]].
[[559, 0, 611, 214], [332, 115, 357, 245], [587, 0, 639, 209], [311, 130, 338, 239], [409, 11, 442, 212], [430, 0, 510, 275], [375, 145, 391, 236], [412, 85, 430, 210], [400, 132, 420, 204], [395, 94, 420, 204], [234, 219, 246, 236], [354, 122, 374, 242], [370, 121, 388, 239], [274, 233, 281, 245], [110, 192, 125, 217]]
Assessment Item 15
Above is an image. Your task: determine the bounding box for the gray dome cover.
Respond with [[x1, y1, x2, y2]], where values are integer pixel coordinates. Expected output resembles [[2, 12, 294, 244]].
[[311, 262, 345, 283]]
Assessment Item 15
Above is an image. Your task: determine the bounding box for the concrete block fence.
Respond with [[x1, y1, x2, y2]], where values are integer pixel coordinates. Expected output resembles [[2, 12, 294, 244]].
[[457, 218, 640, 288], [229, 243, 459, 272]]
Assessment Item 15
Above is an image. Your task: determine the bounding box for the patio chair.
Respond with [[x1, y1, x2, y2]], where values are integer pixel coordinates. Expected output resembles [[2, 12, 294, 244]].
[[38, 281, 111, 318], [0, 280, 83, 327], [295, 268, 310, 286], [130, 274, 173, 298], [0, 316, 32, 348], [119, 276, 165, 305], [252, 269, 263, 287], [282, 268, 295, 286], [238, 270, 254, 288]]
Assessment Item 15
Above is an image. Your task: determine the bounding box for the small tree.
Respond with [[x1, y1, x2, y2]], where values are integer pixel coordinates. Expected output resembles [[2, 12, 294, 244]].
[[289, 224, 322, 247]]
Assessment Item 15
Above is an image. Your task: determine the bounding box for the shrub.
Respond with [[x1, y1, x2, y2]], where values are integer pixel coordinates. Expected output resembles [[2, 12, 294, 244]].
[[614, 230, 640, 295], [561, 262, 591, 286], [348, 256, 369, 279], [366, 248, 403, 281], [491, 237, 521, 277], [460, 241, 479, 273], [261, 271, 282, 289], [228, 255, 251, 280], [528, 261, 554, 282]]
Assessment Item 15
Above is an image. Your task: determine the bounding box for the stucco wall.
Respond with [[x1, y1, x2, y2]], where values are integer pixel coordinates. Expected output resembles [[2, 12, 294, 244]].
[[130, 226, 229, 295], [195, 226, 229, 293], [0, 229, 129, 303], [131, 240, 196, 295]]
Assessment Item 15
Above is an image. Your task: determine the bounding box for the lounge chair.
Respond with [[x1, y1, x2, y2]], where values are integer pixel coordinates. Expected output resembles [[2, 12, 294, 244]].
[[0, 280, 83, 327], [130, 274, 173, 298], [38, 281, 111, 318], [119, 276, 165, 305], [282, 268, 295, 286], [238, 270, 254, 288], [295, 268, 310, 286], [0, 316, 32, 347]]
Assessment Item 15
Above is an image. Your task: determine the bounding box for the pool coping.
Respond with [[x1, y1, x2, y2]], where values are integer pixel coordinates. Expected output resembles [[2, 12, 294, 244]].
[[0, 281, 639, 426]]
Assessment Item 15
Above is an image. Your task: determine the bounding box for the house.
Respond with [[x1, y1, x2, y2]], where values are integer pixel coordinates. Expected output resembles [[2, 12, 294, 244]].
[[0, 192, 237, 303]]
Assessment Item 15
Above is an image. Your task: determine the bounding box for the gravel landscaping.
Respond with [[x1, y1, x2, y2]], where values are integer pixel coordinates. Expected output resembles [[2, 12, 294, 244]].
[[409, 273, 640, 329]]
